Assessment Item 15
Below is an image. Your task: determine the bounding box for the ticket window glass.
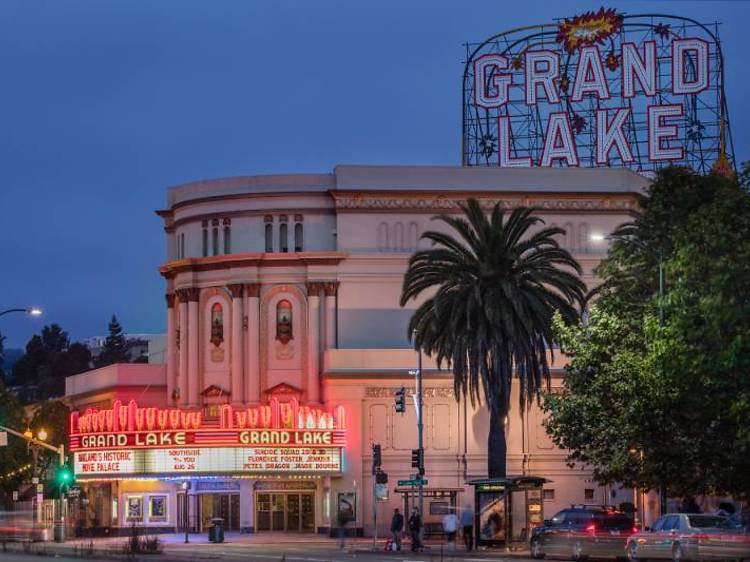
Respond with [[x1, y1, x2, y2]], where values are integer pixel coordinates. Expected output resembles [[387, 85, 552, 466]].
[[256, 493, 315, 532]]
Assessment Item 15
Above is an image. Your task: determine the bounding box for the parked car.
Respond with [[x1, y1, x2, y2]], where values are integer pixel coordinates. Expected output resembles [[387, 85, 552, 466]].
[[625, 512, 750, 562], [530, 506, 638, 560]]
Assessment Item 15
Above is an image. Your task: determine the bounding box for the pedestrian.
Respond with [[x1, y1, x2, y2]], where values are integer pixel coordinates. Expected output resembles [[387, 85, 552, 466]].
[[442, 508, 459, 550], [408, 507, 422, 552], [460, 505, 474, 551], [390, 508, 404, 551], [336, 510, 347, 549]]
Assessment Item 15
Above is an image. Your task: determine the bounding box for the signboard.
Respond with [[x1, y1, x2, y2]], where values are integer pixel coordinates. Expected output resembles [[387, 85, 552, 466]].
[[375, 483, 389, 502], [463, 8, 734, 175], [74, 446, 342, 477]]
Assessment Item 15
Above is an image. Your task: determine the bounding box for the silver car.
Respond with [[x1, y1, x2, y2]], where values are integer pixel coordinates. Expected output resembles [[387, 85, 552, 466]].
[[626, 513, 749, 561]]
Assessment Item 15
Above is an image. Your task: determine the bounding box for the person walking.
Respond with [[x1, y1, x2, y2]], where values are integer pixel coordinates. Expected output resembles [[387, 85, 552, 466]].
[[390, 508, 404, 551], [408, 507, 422, 552], [460, 505, 474, 551], [442, 508, 459, 551]]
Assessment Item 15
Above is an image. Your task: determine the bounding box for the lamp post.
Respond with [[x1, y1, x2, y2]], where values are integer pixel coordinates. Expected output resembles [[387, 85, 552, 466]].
[[0, 308, 43, 318], [409, 329, 425, 540]]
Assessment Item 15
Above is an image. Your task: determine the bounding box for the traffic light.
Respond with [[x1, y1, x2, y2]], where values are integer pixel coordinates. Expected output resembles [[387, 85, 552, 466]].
[[372, 443, 382, 469], [394, 387, 406, 413], [56, 465, 73, 487], [411, 448, 424, 474], [375, 470, 388, 484]]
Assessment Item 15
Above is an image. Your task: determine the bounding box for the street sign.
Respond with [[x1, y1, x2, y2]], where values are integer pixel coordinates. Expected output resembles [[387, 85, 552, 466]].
[[12, 491, 18, 501], [0, 431, 7, 447], [36, 484, 43, 493], [397, 478, 428, 487]]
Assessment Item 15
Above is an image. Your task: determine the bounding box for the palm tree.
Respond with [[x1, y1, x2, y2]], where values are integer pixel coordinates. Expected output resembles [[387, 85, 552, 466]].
[[400, 199, 585, 478]]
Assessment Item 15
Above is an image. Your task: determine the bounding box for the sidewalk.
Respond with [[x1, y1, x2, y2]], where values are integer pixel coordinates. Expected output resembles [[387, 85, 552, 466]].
[[0, 533, 532, 561]]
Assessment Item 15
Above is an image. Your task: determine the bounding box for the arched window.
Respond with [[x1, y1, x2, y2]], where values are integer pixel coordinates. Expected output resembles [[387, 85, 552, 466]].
[[265, 223, 273, 252], [210, 303, 224, 347], [393, 222, 404, 251], [279, 223, 288, 253], [377, 222, 389, 251], [577, 223, 589, 253], [294, 223, 303, 252], [223, 218, 231, 254], [276, 300, 293, 344], [408, 222, 418, 250], [202, 220, 208, 257], [564, 222, 575, 251], [212, 219, 220, 256]]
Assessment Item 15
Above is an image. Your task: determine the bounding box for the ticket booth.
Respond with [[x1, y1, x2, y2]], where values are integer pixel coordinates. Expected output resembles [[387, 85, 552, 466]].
[[470, 476, 547, 548]]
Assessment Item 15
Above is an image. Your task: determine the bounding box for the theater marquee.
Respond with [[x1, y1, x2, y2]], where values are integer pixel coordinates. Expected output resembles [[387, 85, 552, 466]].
[[69, 399, 346, 477], [462, 8, 734, 174]]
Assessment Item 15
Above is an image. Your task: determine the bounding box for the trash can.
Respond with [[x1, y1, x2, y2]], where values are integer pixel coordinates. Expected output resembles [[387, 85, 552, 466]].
[[208, 517, 225, 543]]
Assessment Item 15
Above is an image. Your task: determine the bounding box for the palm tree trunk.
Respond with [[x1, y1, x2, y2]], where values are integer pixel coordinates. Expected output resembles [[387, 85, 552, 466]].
[[488, 406, 507, 479]]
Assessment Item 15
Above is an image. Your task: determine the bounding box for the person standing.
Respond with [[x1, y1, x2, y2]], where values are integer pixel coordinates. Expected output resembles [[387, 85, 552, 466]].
[[390, 508, 404, 551], [460, 505, 474, 551], [442, 508, 459, 550], [408, 507, 422, 552]]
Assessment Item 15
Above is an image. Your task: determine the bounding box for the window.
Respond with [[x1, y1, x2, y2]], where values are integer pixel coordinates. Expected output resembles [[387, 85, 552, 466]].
[[223, 218, 231, 254], [212, 219, 219, 255], [276, 299, 293, 343], [662, 515, 680, 531], [149, 496, 167, 522], [279, 223, 288, 253], [202, 220, 208, 257], [294, 222, 303, 252], [584, 488, 595, 501], [126, 496, 143, 521], [543, 489, 555, 501], [210, 303, 224, 347], [178, 233, 186, 259], [265, 223, 273, 252]]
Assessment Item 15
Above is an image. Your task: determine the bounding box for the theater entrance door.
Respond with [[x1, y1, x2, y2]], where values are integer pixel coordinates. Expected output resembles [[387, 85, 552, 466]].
[[255, 492, 315, 532]]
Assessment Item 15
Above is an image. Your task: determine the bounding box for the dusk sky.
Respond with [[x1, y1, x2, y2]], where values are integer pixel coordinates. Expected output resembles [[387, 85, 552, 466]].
[[1, 0, 749, 349]]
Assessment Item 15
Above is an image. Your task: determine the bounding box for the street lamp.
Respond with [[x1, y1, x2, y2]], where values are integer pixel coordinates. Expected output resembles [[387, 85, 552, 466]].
[[590, 233, 664, 323], [0, 307, 43, 318]]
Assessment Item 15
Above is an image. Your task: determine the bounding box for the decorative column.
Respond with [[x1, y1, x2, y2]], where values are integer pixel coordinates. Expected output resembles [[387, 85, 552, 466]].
[[244, 283, 261, 404], [186, 287, 201, 407], [323, 281, 339, 350], [166, 293, 176, 406], [306, 282, 322, 404], [228, 284, 244, 406], [176, 290, 189, 407]]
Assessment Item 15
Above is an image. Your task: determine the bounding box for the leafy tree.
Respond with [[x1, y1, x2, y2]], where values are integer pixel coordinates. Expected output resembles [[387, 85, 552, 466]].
[[29, 400, 71, 491], [0, 330, 5, 382], [10, 324, 91, 402], [400, 200, 585, 478], [544, 167, 750, 500], [95, 315, 130, 367], [0, 381, 30, 507]]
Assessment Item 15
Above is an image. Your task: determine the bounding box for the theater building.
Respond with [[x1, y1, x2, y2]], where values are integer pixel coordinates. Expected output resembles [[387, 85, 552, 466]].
[[64, 165, 649, 537]]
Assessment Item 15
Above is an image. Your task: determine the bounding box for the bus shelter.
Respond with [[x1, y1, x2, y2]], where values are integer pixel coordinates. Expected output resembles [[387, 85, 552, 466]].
[[393, 487, 464, 537], [469, 476, 548, 548]]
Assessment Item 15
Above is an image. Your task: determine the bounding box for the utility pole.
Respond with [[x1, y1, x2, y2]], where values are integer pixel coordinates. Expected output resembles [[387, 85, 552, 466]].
[[416, 344, 424, 522]]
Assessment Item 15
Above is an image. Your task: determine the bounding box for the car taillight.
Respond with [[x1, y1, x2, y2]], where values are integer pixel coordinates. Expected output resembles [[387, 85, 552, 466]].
[[632, 527, 639, 534], [586, 524, 597, 534], [695, 533, 709, 540]]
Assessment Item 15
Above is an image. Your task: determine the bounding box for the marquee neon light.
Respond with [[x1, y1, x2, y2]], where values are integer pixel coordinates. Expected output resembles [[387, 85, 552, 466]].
[[69, 399, 346, 451]]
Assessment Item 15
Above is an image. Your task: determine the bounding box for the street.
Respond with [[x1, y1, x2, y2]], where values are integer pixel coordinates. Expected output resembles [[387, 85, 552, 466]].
[[0, 534, 534, 562]]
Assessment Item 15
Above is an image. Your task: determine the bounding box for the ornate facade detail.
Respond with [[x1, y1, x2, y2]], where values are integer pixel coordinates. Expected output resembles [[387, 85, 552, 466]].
[[322, 281, 339, 297], [245, 283, 261, 298], [165, 293, 176, 308], [305, 281, 324, 297], [364, 386, 455, 398], [259, 284, 308, 395], [227, 284, 244, 299], [175, 287, 201, 302], [332, 193, 638, 213]]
